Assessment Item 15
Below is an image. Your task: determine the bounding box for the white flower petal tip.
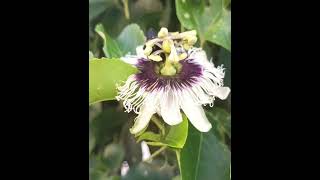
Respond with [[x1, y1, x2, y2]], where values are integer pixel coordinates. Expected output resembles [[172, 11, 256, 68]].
[[129, 101, 156, 134], [181, 99, 212, 132], [136, 45, 145, 57], [141, 141, 151, 161], [120, 56, 139, 65], [162, 115, 183, 126], [129, 115, 152, 134], [198, 122, 212, 132], [214, 87, 231, 100]]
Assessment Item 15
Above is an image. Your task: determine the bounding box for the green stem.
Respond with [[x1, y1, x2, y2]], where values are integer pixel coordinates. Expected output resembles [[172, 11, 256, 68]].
[[151, 116, 165, 136], [200, 37, 206, 48], [122, 0, 130, 20], [144, 145, 167, 162], [175, 149, 182, 172], [180, 25, 185, 32]]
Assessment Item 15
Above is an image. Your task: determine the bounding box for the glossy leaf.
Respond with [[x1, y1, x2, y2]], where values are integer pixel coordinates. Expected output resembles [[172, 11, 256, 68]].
[[89, 58, 138, 105], [179, 117, 231, 180], [176, 0, 231, 51]]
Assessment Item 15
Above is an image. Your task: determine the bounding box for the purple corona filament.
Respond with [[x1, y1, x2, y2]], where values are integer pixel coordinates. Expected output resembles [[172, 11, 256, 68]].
[[135, 58, 203, 92]]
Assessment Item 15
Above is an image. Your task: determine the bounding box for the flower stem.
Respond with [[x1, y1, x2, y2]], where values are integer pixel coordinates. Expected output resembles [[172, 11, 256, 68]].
[[122, 0, 130, 20], [151, 116, 165, 136], [200, 37, 206, 47]]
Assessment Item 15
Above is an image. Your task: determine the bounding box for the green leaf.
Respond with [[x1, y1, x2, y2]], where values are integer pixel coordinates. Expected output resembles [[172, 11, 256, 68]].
[[89, 0, 116, 21], [178, 118, 231, 180], [95, 24, 123, 58], [137, 131, 161, 142], [224, 0, 231, 8], [137, 114, 188, 149], [162, 114, 188, 148], [95, 23, 146, 58], [206, 107, 231, 144], [175, 0, 231, 51], [89, 58, 138, 105], [117, 24, 146, 55]]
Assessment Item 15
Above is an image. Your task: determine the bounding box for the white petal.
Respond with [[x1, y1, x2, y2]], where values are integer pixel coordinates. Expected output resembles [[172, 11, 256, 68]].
[[141, 141, 151, 161], [160, 90, 183, 125], [213, 87, 230, 100], [120, 56, 139, 65], [181, 95, 212, 132], [188, 48, 208, 65], [136, 45, 146, 57], [130, 99, 156, 134]]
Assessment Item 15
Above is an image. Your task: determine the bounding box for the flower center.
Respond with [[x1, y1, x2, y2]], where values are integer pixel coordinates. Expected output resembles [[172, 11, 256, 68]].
[[142, 27, 197, 77]]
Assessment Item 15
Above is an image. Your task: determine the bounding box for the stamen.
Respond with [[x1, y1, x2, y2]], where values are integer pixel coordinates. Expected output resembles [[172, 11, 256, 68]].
[[148, 54, 163, 62], [162, 39, 171, 53], [158, 27, 168, 38], [143, 45, 153, 56]]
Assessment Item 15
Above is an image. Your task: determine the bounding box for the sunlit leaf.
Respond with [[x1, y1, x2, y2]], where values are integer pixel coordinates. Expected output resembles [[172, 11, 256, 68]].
[[89, 58, 138, 105]]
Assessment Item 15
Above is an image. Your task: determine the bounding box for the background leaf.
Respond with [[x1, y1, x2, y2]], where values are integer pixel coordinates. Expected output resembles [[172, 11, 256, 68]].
[[206, 107, 231, 144], [89, 58, 138, 105], [91, 107, 128, 148], [175, 0, 231, 51], [117, 24, 146, 55], [95, 24, 123, 58], [178, 116, 231, 180], [96, 23, 146, 58]]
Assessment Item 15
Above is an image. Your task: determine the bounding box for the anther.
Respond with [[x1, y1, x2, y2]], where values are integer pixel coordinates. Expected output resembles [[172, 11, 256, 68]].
[[148, 54, 163, 62], [158, 27, 168, 38]]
